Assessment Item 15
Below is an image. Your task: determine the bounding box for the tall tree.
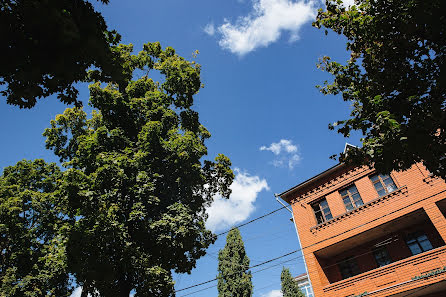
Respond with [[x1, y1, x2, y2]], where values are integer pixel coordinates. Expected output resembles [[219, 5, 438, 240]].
[[313, 0, 446, 178], [280, 268, 305, 297], [0, 0, 123, 108], [0, 160, 71, 297], [42, 42, 234, 297], [217, 228, 252, 297]]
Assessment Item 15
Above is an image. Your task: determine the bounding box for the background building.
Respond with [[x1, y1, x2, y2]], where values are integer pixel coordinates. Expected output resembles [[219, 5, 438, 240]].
[[295, 273, 314, 297], [279, 159, 446, 296]]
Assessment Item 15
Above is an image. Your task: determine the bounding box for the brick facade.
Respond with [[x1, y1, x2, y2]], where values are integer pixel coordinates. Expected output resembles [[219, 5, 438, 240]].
[[279, 163, 446, 296]]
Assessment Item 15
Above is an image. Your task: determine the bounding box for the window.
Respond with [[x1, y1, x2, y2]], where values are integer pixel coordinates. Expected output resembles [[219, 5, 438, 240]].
[[405, 231, 433, 255], [340, 184, 364, 211], [299, 283, 314, 297], [370, 173, 397, 197], [338, 257, 361, 279], [373, 247, 392, 267], [312, 198, 333, 224]]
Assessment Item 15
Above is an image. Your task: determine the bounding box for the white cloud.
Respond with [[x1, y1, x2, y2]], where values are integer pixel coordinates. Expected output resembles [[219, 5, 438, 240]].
[[288, 153, 301, 169], [260, 139, 297, 155], [204, 23, 215, 36], [216, 0, 316, 56], [260, 139, 301, 169], [206, 169, 269, 232], [341, 0, 355, 7], [263, 289, 283, 297], [70, 288, 85, 297]]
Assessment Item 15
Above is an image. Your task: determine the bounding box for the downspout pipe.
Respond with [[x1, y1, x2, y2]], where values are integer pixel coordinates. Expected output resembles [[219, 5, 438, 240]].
[[275, 193, 315, 295]]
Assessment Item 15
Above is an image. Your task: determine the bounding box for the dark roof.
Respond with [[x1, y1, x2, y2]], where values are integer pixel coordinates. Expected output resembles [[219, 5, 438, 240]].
[[276, 163, 344, 199]]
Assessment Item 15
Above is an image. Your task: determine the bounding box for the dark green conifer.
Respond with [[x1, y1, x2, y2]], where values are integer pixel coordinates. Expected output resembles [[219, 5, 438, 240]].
[[217, 228, 252, 297], [281, 267, 305, 297]]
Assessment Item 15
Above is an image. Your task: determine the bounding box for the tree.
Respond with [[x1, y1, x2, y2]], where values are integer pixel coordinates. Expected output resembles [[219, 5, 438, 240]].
[[280, 268, 305, 297], [0, 160, 71, 297], [0, 0, 123, 108], [313, 0, 446, 178], [217, 228, 252, 297], [42, 42, 234, 297]]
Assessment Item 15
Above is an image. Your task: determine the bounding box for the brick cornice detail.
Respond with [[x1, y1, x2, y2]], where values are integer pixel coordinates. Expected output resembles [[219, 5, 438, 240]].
[[310, 186, 408, 233], [292, 166, 373, 205]]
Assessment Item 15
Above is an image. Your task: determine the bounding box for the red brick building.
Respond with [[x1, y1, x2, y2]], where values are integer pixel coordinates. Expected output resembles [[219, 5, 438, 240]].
[[278, 156, 446, 296]]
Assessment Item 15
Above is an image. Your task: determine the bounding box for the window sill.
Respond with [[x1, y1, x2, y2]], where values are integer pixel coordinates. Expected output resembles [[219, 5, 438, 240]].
[[310, 186, 408, 232]]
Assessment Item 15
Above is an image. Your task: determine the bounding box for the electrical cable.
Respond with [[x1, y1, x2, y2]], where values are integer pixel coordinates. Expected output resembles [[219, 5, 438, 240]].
[[215, 205, 288, 237], [175, 179, 446, 294], [176, 256, 303, 297]]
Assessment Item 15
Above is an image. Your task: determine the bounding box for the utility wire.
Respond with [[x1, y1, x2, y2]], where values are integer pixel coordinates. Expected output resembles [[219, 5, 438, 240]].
[[216, 205, 288, 237], [177, 256, 303, 297], [175, 181, 446, 294], [175, 249, 300, 293], [213, 163, 398, 239]]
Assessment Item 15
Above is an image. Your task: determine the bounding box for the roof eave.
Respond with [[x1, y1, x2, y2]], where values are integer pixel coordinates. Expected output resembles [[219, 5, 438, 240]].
[[276, 163, 345, 201]]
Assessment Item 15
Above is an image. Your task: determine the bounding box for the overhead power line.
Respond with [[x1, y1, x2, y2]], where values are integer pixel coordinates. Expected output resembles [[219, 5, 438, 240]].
[[177, 256, 303, 297], [176, 182, 446, 294], [216, 205, 288, 237], [175, 249, 299, 293]]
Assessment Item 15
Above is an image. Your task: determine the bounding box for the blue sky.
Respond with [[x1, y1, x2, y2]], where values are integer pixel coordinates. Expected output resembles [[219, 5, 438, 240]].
[[0, 0, 360, 296]]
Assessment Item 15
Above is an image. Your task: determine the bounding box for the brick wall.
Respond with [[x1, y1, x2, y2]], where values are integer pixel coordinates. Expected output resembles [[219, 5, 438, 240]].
[[283, 163, 446, 296]]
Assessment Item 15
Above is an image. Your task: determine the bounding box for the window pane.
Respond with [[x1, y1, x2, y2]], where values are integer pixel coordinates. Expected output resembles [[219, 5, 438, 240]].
[[379, 173, 388, 179], [408, 242, 423, 255], [346, 203, 354, 211], [352, 193, 363, 203], [418, 237, 433, 251], [374, 182, 384, 190], [370, 174, 379, 182], [313, 199, 332, 224], [383, 178, 396, 191], [377, 188, 386, 197], [382, 176, 393, 185], [406, 232, 433, 254], [341, 184, 363, 210], [320, 199, 328, 208], [354, 199, 364, 207], [343, 197, 354, 211], [315, 211, 324, 224], [373, 248, 392, 267], [339, 257, 360, 279], [349, 185, 359, 194]]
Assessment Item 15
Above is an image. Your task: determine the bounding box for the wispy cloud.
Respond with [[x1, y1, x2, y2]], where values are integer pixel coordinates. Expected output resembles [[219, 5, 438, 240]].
[[262, 289, 283, 297], [203, 23, 216, 36], [214, 0, 316, 56], [260, 139, 298, 155], [206, 169, 269, 232], [260, 139, 301, 169]]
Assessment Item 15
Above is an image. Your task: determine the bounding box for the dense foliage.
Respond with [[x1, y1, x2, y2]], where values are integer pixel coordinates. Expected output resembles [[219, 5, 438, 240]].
[[314, 0, 446, 177], [1, 42, 234, 297], [217, 228, 252, 297], [0, 0, 123, 108], [0, 160, 71, 297], [280, 268, 305, 297]]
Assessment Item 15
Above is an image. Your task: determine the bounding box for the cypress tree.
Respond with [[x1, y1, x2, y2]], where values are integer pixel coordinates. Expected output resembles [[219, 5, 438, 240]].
[[281, 267, 305, 297], [217, 228, 252, 297]]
